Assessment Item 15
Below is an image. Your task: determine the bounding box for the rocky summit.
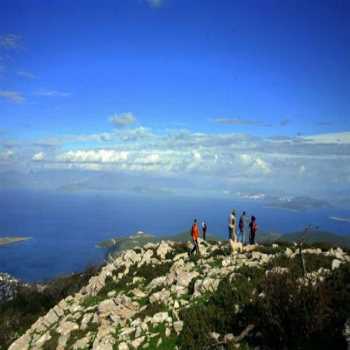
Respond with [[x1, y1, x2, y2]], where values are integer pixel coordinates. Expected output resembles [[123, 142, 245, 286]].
[[8, 239, 350, 350]]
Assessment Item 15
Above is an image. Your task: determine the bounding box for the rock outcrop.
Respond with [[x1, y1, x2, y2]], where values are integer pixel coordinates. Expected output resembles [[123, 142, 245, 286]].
[[8, 239, 350, 350]]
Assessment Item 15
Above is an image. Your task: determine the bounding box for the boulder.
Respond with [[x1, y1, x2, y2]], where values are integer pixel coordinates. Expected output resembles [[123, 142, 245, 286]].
[[152, 312, 169, 324], [131, 336, 145, 349], [80, 312, 94, 330], [45, 308, 59, 325], [98, 296, 139, 321], [148, 276, 166, 291], [35, 333, 52, 347], [173, 320, 184, 334], [119, 342, 129, 350], [285, 247, 293, 258], [8, 334, 31, 350], [149, 289, 171, 304], [123, 250, 141, 265], [229, 240, 243, 254], [156, 241, 172, 260], [332, 259, 342, 270], [193, 277, 220, 297], [176, 271, 199, 288], [57, 320, 79, 336], [73, 334, 93, 350]]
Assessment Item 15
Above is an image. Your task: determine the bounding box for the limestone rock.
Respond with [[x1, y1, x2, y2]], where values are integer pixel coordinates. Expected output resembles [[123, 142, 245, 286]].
[[285, 247, 293, 258], [57, 320, 79, 336], [131, 336, 145, 349], [119, 342, 129, 350], [173, 320, 183, 334], [332, 259, 342, 270], [156, 241, 172, 260], [73, 333, 93, 350], [98, 295, 139, 321], [193, 277, 220, 297], [149, 289, 171, 304], [229, 240, 243, 254], [8, 334, 31, 350], [152, 312, 169, 324]]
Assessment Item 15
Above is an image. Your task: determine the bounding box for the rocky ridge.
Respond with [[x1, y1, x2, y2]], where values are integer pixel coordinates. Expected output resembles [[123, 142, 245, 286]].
[[8, 239, 350, 350]]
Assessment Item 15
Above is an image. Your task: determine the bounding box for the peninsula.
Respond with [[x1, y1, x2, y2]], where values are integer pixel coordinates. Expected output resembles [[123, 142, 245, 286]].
[[0, 237, 31, 246]]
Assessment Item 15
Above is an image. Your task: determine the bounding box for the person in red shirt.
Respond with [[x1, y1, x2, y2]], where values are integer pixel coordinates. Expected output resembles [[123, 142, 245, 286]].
[[189, 218, 200, 256]]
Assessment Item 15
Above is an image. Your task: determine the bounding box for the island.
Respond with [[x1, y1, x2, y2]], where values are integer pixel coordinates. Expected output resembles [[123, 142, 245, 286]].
[[0, 237, 31, 246]]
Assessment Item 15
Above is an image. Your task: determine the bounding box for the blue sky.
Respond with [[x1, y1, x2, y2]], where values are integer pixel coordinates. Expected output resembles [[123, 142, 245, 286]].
[[0, 0, 349, 202]]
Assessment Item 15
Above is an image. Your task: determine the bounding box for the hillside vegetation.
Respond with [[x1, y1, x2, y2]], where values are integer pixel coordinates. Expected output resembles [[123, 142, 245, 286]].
[[7, 238, 350, 350]]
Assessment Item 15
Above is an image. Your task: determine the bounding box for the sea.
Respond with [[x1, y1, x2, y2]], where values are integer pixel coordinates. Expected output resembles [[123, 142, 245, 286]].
[[0, 189, 349, 283]]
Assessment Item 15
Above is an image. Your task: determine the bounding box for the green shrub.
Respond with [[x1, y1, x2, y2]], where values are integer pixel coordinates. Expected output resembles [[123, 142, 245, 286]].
[[179, 260, 350, 350]]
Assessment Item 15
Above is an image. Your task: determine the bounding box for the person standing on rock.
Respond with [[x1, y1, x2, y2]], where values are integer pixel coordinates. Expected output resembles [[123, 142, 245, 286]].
[[228, 209, 237, 242], [239, 211, 246, 245], [189, 219, 200, 256], [201, 220, 207, 240], [249, 216, 258, 245]]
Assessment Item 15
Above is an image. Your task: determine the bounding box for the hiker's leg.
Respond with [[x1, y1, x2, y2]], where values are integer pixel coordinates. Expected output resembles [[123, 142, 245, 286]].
[[195, 240, 200, 255], [190, 243, 196, 255]]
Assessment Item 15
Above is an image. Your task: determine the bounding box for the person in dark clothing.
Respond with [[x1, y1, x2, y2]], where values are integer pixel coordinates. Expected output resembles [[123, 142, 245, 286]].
[[201, 221, 207, 240], [239, 211, 246, 245], [249, 216, 257, 245]]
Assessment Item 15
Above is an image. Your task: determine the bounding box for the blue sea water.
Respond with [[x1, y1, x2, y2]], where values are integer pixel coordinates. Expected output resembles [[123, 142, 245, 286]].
[[0, 189, 349, 282]]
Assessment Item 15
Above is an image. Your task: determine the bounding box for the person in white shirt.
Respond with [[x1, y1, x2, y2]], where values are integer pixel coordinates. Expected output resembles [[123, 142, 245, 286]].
[[228, 209, 237, 242]]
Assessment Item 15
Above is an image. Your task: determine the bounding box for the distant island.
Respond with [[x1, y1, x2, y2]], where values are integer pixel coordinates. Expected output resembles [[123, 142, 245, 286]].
[[329, 216, 350, 223], [0, 237, 31, 246]]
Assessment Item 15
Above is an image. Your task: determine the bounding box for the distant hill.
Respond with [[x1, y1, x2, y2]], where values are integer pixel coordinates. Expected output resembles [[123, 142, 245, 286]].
[[254, 229, 350, 248], [0, 237, 31, 246], [279, 230, 350, 248]]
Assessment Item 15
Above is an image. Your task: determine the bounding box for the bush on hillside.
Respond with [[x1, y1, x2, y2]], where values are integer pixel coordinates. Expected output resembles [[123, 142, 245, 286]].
[[179, 261, 350, 349]]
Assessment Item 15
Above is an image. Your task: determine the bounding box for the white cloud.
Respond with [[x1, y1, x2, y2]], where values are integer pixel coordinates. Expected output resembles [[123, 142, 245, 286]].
[[5, 125, 350, 198], [17, 71, 37, 79], [57, 150, 128, 163], [255, 158, 271, 175], [302, 132, 350, 144], [146, 0, 163, 8], [0, 34, 21, 49], [110, 112, 137, 128], [0, 90, 25, 104], [0, 149, 14, 161], [141, 153, 161, 164], [34, 90, 71, 97], [239, 154, 271, 175], [213, 117, 271, 127], [32, 152, 45, 161], [299, 165, 306, 175]]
